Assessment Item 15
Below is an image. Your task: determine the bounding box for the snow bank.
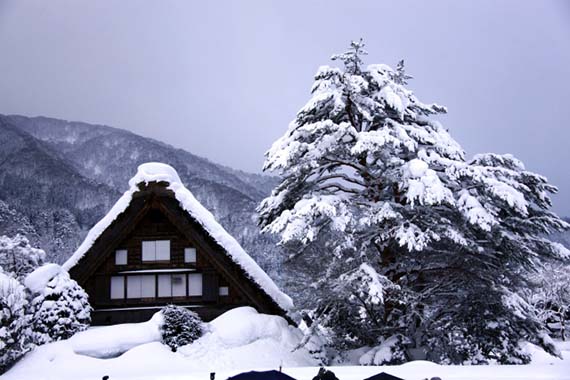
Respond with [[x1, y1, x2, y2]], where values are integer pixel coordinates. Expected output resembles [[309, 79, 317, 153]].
[[70, 311, 163, 358], [520, 341, 564, 365], [24, 263, 62, 293], [4, 307, 316, 380], [63, 162, 293, 312], [359, 335, 400, 365], [207, 307, 299, 347], [177, 307, 314, 370]]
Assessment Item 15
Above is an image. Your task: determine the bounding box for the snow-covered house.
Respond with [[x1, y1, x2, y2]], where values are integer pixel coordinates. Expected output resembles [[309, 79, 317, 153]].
[[63, 163, 293, 325]]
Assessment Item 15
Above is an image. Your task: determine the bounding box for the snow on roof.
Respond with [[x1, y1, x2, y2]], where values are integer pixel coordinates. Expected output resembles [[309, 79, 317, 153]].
[[63, 162, 293, 311], [25, 263, 63, 293]]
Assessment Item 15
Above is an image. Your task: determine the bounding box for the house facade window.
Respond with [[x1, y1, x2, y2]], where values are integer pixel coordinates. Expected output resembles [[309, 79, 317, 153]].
[[110, 276, 124, 299], [112, 272, 203, 299], [184, 247, 197, 263], [142, 240, 170, 261], [219, 286, 229, 296], [115, 249, 128, 265], [127, 275, 155, 299], [188, 273, 203, 296], [158, 273, 187, 297]]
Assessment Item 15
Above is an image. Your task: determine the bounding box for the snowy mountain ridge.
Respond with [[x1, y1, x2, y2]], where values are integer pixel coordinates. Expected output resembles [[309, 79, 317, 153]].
[[0, 114, 282, 281]]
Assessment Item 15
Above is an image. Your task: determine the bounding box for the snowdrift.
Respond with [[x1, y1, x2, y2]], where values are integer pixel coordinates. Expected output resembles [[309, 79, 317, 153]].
[[4, 307, 570, 380], [70, 312, 164, 358], [4, 307, 316, 380]]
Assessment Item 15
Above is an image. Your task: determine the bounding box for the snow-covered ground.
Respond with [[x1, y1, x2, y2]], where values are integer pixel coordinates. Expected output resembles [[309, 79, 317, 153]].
[[4, 307, 570, 380]]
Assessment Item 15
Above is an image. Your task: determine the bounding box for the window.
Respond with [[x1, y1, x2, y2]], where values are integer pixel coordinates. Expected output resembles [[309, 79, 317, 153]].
[[110, 276, 124, 299], [142, 240, 170, 261], [219, 286, 229, 296], [189, 273, 203, 296], [113, 273, 202, 300], [142, 241, 155, 261], [157, 273, 202, 297], [158, 275, 172, 297], [115, 249, 127, 265], [184, 247, 197, 263], [172, 274, 186, 297], [157, 274, 188, 297], [156, 241, 170, 261], [141, 275, 156, 297], [127, 275, 156, 298], [127, 276, 141, 298]]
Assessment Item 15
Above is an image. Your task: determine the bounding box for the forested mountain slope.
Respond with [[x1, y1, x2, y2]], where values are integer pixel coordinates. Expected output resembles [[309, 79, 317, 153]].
[[0, 114, 282, 280]]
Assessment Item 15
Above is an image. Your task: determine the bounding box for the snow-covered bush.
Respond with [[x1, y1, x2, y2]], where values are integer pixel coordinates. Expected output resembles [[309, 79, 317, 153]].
[[0, 271, 31, 373], [26, 264, 91, 345], [423, 308, 533, 364], [0, 235, 45, 280], [160, 305, 204, 351], [524, 261, 570, 341]]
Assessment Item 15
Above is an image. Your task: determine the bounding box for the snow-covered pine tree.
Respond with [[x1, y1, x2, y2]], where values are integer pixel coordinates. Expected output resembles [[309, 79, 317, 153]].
[[0, 235, 45, 281], [258, 40, 570, 364], [0, 271, 31, 373], [27, 266, 91, 345]]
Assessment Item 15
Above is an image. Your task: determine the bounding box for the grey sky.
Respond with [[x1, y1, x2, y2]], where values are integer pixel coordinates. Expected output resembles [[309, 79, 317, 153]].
[[0, 0, 569, 215]]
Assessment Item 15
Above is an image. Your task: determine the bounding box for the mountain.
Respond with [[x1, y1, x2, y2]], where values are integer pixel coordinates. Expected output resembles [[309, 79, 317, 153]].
[[0, 114, 283, 281]]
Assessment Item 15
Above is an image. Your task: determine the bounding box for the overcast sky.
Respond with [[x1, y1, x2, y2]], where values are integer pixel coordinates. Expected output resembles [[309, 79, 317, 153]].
[[0, 0, 569, 215]]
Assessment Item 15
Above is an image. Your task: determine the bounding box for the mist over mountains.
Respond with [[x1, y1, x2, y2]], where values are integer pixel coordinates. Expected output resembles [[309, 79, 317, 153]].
[[0, 114, 283, 281]]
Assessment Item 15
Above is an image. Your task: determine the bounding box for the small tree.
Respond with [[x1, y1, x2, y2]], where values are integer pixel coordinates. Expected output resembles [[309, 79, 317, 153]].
[[160, 305, 204, 351], [27, 266, 91, 345], [0, 271, 31, 373], [0, 235, 45, 280]]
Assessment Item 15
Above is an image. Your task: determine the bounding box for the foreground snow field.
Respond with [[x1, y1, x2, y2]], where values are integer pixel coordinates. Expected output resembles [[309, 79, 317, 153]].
[[4, 307, 570, 380]]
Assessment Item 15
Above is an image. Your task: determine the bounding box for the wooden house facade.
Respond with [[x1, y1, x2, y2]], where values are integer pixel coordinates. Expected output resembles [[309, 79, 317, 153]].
[[64, 163, 292, 325]]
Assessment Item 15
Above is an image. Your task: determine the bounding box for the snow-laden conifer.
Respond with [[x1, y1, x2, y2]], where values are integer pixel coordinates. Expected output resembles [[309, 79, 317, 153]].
[[0, 271, 31, 373], [258, 40, 570, 363], [160, 304, 204, 351], [0, 235, 45, 280], [26, 265, 91, 345]]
